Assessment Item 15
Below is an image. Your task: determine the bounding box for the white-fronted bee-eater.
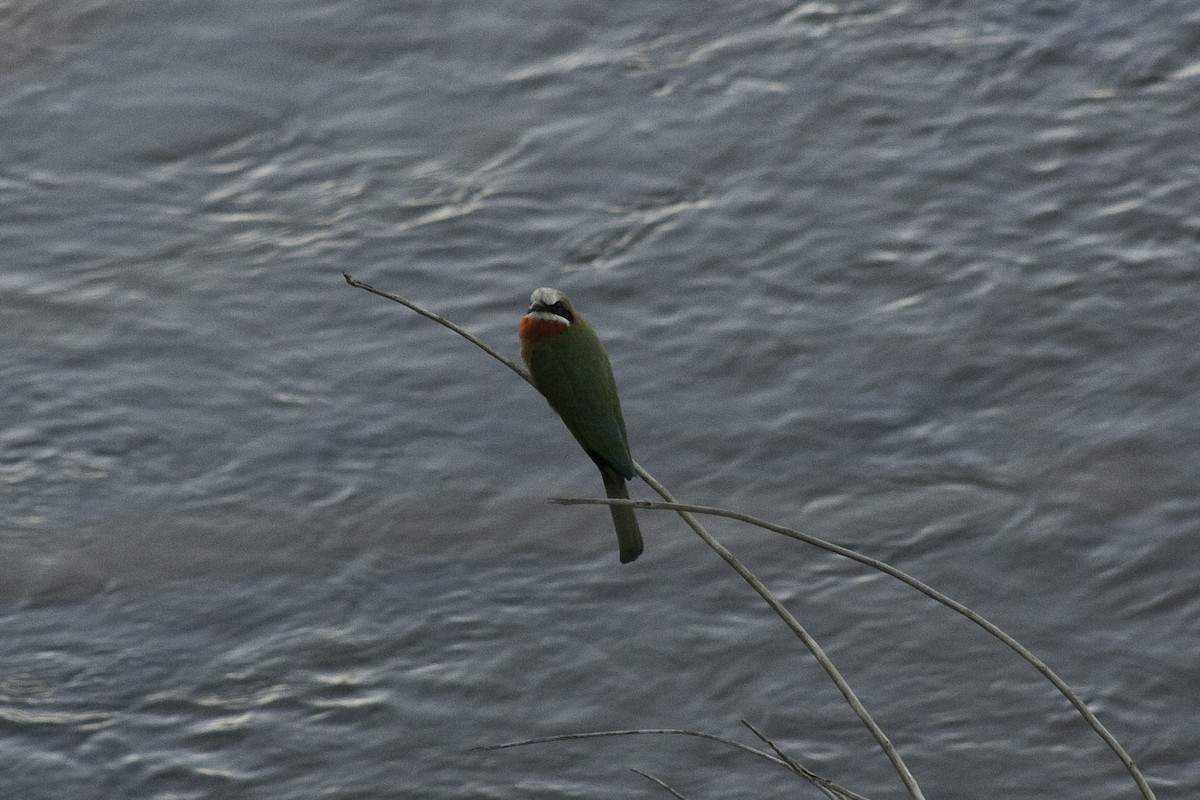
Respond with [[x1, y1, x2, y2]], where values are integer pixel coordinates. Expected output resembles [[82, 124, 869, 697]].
[[518, 288, 644, 563]]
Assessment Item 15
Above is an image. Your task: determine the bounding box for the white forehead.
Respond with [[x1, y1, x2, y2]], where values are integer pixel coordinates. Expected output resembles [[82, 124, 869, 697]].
[[530, 287, 566, 305]]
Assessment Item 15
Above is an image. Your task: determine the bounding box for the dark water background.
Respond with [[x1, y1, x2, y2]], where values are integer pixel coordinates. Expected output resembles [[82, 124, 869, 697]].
[[2, 1, 1198, 797]]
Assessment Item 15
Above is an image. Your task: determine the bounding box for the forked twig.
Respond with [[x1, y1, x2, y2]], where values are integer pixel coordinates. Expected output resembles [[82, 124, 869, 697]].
[[549, 497, 1156, 800], [741, 719, 870, 800], [348, 274, 924, 798], [631, 465, 924, 799], [476, 726, 866, 800], [346, 274, 1145, 800]]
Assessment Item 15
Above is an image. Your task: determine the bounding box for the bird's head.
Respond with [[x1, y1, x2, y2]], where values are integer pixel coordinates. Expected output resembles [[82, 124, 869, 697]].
[[526, 287, 575, 325]]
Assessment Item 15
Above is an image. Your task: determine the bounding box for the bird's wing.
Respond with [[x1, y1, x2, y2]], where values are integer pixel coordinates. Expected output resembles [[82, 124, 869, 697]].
[[529, 337, 636, 479]]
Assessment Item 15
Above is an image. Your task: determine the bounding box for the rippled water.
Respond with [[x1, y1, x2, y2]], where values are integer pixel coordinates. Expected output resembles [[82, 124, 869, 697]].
[[3, 1, 1198, 798]]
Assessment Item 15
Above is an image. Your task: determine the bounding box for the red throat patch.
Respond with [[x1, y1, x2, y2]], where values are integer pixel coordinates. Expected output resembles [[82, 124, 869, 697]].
[[519, 315, 569, 341]]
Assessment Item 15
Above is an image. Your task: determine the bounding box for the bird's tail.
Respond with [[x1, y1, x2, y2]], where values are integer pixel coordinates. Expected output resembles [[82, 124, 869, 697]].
[[601, 466, 643, 564]]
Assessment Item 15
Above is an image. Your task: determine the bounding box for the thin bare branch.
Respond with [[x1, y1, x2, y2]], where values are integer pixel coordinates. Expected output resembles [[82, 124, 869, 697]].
[[473, 728, 784, 767], [552, 496, 1157, 800], [630, 467, 926, 800], [630, 768, 691, 800], [343, 273, 535, 388], [351, 276, 926, 798], [741, 720, 871, 800], [353, 276, 1155, 800], [476, 726, 868, 800]]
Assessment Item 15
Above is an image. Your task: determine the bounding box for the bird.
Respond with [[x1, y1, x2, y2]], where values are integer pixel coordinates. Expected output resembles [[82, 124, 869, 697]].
[[518, 287, 644, 563]]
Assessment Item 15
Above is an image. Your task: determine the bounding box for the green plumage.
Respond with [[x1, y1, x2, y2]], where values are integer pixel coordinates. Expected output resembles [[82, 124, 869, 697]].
[[525, 316, 635, 479], [599, 464, 642, 564], [522, 291, 643, 563]]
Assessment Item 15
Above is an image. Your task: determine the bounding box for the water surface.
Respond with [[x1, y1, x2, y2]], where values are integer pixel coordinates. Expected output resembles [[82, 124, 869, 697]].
[[3, 2, 1198, 797]]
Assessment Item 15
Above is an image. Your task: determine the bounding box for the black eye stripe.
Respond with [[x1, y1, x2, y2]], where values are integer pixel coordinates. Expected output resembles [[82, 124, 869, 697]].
[[528, 294, 575, 322], [549, 301, 574, 322]]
